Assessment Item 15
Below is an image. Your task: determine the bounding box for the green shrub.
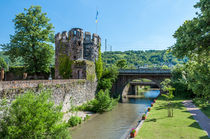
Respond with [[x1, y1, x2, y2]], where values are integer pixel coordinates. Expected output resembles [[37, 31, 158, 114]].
[[93, 89, 118, 113], [97, 66, 119, 91], [193, 98, 209, 108], [77, 90, 119, 113], [0, 57, 7, 70], [84, 115, 90, 121], [0, 90, 70, 139], [68, 116, 82, 127], [77, 101, 95, 111], [97, 78, 112, 91]]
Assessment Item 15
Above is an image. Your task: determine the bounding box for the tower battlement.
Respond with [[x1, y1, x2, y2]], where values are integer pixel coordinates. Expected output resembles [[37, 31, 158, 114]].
[[55, 28, 100, 45]]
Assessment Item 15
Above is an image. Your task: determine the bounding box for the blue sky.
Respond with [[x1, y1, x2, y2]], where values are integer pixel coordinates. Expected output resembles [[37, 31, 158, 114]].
[[0, 0, 198, 52]]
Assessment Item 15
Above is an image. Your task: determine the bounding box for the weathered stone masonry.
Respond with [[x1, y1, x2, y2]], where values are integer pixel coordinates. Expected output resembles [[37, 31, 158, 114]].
[[0, 79, 97, 114], [55, 28, 101, 79]]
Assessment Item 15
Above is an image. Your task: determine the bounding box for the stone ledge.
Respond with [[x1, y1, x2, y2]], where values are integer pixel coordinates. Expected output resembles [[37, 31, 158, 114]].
[[0, 79, 86, 91]]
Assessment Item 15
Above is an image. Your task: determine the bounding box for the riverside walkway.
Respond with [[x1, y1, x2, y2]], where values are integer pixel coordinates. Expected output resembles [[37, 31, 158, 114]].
[[183, 100, 210, 138]]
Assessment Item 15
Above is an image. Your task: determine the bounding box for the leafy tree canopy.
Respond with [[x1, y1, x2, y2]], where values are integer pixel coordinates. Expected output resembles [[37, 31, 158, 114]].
[[102, 50, 186, 68], [0, 57, 7, 70], [1, 6, 54, 74], [116, 59, 127, 69], [170, 0, 210, 100], [171, 0, 209, 59]]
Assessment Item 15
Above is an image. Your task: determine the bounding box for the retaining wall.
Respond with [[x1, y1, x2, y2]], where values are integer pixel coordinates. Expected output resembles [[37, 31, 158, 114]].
[[0, 79, 97, 114]]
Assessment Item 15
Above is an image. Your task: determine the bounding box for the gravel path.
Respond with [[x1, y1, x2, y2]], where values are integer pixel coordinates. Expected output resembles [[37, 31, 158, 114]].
[[183, 100, 210, 138]]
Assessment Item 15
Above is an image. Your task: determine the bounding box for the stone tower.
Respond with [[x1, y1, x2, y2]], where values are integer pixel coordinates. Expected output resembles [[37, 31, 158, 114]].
[[55, 28, 100, 79]]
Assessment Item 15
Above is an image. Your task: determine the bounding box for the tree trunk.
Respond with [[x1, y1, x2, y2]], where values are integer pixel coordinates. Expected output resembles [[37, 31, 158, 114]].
[[1, 68, 4, 81]]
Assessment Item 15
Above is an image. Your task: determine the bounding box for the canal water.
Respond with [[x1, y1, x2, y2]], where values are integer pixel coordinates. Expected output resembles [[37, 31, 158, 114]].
[[71, 90, 160, 139]]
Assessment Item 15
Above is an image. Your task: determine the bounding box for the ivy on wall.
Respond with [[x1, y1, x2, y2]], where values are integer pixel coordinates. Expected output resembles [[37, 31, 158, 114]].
[[95, 43, 103, 80], [58, 55, 73, 79]]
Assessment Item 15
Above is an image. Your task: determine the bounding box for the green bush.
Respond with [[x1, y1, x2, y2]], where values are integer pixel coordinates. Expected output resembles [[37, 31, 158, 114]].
[[0, 57, 8, 70], [77, 101, 95, 111], [93, 89, 118, 113], [193, 98, 209, 108], [97, 66, 119, 91], [78, 90, 119, 113], [171, 65, 194, 98], [97, 78, 112, 91], [84, 115, 90, 121], [68, 116, 82, 127], [0, 90, 70, 139]]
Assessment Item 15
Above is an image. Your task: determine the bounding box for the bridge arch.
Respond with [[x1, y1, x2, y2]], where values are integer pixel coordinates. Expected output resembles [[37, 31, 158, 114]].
[[111, 69, 171, 98], [121, 78, 160, 97]]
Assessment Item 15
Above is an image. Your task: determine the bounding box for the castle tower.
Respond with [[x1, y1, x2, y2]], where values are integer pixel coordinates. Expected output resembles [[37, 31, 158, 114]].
[[55, 28, 100, 79]]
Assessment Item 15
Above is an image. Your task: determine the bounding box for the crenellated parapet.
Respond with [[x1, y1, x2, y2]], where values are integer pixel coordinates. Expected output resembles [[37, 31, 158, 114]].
[[55, 28, 100, 79]]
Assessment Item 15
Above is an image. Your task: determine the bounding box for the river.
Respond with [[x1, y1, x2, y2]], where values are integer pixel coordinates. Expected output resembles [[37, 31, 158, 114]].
[[71, 90, 160, 139]]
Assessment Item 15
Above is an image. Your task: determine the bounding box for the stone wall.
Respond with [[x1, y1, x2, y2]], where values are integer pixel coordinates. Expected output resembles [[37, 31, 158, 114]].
[[0, 79, 97, 114]]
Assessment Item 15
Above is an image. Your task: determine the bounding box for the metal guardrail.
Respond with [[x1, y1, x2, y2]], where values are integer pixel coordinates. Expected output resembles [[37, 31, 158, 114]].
[[119, 68, 171, 74]]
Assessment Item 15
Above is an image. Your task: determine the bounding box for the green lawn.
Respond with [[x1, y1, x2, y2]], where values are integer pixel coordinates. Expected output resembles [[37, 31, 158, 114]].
[[136, 97, 209, 139]]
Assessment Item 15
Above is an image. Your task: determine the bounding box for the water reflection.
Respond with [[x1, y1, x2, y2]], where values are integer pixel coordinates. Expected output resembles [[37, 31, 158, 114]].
[[71, 90, 160, 139], [143, 90, 160, 98]]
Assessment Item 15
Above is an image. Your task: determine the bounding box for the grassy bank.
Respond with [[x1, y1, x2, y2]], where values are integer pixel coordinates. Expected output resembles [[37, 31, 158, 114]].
[[136, 97, 209, 139]]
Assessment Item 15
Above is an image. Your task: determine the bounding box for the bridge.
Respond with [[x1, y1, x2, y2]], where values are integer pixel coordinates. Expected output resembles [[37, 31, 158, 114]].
[[111, 68, 171, 98]]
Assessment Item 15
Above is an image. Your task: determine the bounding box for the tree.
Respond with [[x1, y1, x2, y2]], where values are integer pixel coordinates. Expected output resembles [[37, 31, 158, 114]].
[[95, 43, 103, 80], [97, 66, 119, 92], [161, 79, 175, 117], [171, 64, 194, 98], [116, 59, 127, 69], [170, 0, 210, 100], [1, 6, 54, 74], [0, 57, 7, 70], [171, 0, 209, 59], [162, 65, 169, 69]]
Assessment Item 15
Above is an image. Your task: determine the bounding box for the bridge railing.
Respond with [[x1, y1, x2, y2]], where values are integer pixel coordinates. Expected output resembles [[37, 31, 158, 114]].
[[119, 68, 171, 74]]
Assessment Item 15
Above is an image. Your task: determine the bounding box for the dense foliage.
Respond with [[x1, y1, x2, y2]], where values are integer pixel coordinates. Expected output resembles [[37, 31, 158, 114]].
[[78, 89, 119, 113], [0, 57, 7, 70], [68, 116, 82, 127], [171, 65, 194, 98], [0, 90, 70, 138], [102, 50, 187, 68], [95, 43, 103, 80], [0, 51, 24, 67], [116, 59, 127, 69], [0, 6, 54, 74], [170, 0, 210, 100], [93, 89, 119, 113], [97, 66, 119, 91]]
